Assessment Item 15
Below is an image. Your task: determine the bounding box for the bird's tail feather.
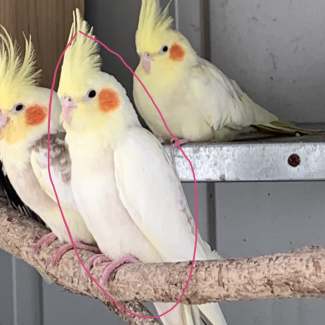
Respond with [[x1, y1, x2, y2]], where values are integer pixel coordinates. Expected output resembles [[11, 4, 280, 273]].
[[231, 80, 324, 138], [184, 305, 201, 325], [154, 303, 201, 325], [198, 303, 228, 325], [255, 120, 325, 136]]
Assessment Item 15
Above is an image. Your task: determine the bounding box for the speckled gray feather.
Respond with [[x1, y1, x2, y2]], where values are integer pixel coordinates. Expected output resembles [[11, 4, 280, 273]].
[[33, 132, 71, 183]]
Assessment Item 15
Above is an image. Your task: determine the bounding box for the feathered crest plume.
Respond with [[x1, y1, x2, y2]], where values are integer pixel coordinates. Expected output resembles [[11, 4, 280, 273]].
[[0, 26, 40, 105], [136, 0, 174, 52], [59, 8, 101, 94]]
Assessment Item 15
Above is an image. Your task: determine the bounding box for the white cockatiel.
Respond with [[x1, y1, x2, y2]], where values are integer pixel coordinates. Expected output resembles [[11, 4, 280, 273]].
[[133, 0, 317, 142], [0, 27, 96, 262], [59, 10, 227, 325]]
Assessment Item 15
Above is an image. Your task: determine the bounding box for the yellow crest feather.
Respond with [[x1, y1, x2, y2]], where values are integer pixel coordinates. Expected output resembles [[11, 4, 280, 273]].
[[0, 26, 40, 107], [59, 8, 101, 95], [136, 0, 174, 53]]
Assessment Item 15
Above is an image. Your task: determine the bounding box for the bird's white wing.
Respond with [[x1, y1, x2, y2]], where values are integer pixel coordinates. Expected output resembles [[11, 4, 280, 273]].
[[30, 133, 76, 210], [114, 127, 217, 262], [114, 127, 227, 325], [190, 58, 277, 130]]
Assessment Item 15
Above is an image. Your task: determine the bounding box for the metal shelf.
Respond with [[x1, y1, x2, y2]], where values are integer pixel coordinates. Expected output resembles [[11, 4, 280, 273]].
[[168, 129, 325, 182]]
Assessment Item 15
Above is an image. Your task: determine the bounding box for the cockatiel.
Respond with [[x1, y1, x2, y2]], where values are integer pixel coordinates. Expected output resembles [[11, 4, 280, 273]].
[[133, 0, 320, 142], [0, 27, 96, 263], [59, 10, 226, 325]]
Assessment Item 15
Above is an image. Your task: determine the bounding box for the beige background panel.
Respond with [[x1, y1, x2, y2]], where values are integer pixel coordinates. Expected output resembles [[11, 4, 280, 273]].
[[0, 0, 84, 87]]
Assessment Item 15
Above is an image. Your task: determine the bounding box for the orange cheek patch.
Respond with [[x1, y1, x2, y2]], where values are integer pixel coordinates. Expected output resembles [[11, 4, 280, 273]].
[[99, 88, 120, 112], [25, 105, 47, 126], [170, 43, 185, 61]]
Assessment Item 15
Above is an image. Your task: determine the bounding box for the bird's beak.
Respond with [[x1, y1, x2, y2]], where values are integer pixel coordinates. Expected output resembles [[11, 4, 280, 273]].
[[141, 53, 152, 74], [0, 110, 9, 130], [61, 97, 77, 124]]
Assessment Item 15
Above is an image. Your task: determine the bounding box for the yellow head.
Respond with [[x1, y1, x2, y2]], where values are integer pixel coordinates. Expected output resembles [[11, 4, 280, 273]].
[[136, 0, 196, 77], [59, 10, 139, 145], [0, 27, 60, 149]]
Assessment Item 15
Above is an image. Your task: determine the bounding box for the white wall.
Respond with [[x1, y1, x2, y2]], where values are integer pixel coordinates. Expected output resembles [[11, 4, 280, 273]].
[[208, 1, 325, 323]]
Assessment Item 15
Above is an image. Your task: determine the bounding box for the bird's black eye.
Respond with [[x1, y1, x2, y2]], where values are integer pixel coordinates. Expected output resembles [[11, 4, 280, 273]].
[[162, 45, 169, 53], [14, 104, 24, 112], [87, 90, 97, 98]]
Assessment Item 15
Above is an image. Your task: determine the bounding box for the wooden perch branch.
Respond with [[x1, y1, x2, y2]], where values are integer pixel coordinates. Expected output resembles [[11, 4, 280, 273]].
[[0, 199, 325, 323]]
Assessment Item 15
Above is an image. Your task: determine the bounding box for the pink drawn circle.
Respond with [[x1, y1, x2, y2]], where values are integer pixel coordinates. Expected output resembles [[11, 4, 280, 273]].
[[47, 31, 200, 320]]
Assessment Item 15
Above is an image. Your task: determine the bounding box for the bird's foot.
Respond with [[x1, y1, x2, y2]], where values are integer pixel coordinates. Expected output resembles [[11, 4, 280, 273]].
[[48, 241, 100, 266], [82, 254, 111, 277], [171, 138, 189, 146], [87, 254, 111, 269], [99, 255, 139, 286], [33, 232, 57, 254]]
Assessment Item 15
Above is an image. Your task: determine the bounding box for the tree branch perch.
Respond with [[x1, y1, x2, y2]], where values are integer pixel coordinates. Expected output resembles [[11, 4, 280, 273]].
[[0, 199, 325, 323]]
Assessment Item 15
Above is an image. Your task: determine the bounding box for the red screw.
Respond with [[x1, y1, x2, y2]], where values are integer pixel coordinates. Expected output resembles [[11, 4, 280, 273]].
[[288, 154, 301, 167]]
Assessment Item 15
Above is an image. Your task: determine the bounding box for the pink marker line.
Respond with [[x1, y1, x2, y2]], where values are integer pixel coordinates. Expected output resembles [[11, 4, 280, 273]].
[[47, 31, 200, 320]]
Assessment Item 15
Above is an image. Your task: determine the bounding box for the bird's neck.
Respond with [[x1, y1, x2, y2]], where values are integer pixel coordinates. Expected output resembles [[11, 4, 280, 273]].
[[66, 128, 108, 160]]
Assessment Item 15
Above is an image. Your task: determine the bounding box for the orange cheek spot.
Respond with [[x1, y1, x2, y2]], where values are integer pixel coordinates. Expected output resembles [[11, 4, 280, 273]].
[[99, 88, 120, 112], [170, 43, 185, 61], [25, 105, 47, 126]]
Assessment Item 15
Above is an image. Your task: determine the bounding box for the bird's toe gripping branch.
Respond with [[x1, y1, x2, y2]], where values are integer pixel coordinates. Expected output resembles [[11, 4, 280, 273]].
[[47, 241, 100, 266], [82, 253, 112, 278], [99, 255, 139, 287], [171, 137, 189, 146], [32, 232, 57, 254]]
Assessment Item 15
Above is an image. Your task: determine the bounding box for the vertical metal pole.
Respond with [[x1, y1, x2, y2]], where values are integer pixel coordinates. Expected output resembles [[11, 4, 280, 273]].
[[175, 0, 218, 249], [201, 0, 219, 250], [12, 257, 43, 325]]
